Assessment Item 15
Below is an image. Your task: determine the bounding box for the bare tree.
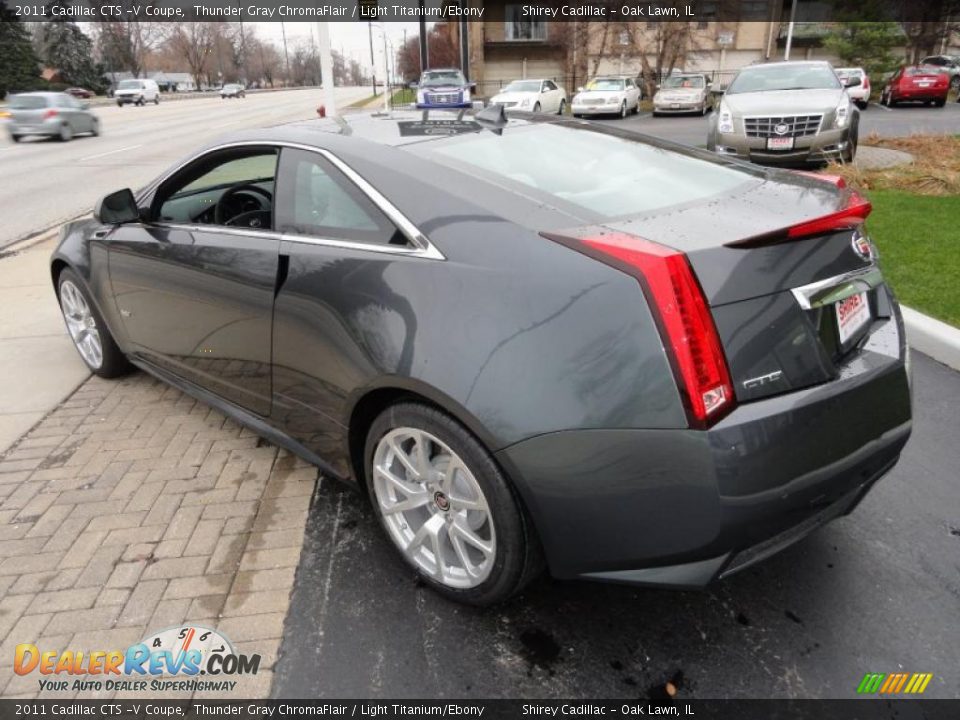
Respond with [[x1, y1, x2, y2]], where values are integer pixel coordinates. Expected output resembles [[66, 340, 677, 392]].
[[165, 22, 218, 91], [89, 12, 163, 78]]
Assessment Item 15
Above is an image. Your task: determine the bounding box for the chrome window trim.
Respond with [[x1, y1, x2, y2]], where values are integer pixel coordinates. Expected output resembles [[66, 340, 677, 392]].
[[791, 265, 883, 310], [145, 140, 445, 261]]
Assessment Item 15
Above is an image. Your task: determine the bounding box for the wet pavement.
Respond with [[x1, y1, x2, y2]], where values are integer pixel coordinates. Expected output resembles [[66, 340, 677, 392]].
[[275, 352, 960, 699]]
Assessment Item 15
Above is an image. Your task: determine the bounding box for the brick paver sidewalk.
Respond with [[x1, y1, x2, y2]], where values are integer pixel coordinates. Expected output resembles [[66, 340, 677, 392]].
[[0, 372, 318, 698]]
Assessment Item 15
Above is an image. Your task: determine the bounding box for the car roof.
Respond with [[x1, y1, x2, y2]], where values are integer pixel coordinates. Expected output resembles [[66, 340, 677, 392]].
[[11, 91, 64, 97]]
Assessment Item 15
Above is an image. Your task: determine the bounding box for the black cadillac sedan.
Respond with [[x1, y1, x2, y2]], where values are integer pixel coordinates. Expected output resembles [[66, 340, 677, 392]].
[[51, 109, 912, 605]]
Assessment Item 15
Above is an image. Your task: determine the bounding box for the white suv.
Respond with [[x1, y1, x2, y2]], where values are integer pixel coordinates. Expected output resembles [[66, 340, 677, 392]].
[[115, 79, 160, 107]]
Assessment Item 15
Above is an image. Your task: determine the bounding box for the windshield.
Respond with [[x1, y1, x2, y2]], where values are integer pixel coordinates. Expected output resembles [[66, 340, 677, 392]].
[[835, 69, 862, 79], [503, 81, 541, 93], [585, 79, 625, 91], [907, 67, 942, 76], [118, 80, 143, 90], [662, 76, 705, 89], [727, 64, 841, 94], [420, 124, 751, 219], [9, 95, 47, 109], [421, 71, 466, 87]]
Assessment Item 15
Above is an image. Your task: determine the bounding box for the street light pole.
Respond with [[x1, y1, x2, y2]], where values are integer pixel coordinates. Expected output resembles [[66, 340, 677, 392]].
[[281, 22, 291, 86], [784, 0, 798, 61], [316, 22, 337, 118]]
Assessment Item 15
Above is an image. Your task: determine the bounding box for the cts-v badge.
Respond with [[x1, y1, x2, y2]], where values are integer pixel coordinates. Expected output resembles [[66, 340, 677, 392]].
[[743, 370, 784, 390]]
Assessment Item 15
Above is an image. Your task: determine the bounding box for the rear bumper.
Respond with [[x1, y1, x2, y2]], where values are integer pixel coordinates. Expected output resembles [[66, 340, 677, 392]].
[[892, 89, 948, 102], [7, 119, 60, 137], [572, 104, 619, 115], [496, 314, 912, 588]]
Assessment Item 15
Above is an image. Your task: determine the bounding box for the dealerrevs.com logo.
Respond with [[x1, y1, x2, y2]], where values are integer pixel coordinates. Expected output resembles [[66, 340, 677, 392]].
[[14, 625, 260, 694]]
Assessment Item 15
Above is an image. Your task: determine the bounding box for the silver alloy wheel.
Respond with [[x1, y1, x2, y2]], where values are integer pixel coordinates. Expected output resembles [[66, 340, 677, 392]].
[[59, 280, 103, 369], [372, 427, 496, 588]]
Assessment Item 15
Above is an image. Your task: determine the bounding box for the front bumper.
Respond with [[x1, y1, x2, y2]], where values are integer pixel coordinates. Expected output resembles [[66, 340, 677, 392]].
[[572, 103, 620, 115], [497, 310, 911, 588], [115, 95, 143, 104], [713, 125, 852, 165], [654, 100, 703, 113]]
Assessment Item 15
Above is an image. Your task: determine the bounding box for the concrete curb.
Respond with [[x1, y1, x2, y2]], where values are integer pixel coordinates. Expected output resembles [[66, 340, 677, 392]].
[[903, 307, 960, 372]]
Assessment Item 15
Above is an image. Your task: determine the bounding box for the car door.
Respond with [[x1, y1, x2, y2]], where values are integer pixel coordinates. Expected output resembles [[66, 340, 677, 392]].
[[59, 94, 91, 133], [106, 145, 282, 417], [543, 80, 560, 112], [269, 146, 424, 474], [626, 79, 640, 107]]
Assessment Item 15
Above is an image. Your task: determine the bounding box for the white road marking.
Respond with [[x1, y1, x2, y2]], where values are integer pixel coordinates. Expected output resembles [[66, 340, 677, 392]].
[[79, 144, 143, 161]]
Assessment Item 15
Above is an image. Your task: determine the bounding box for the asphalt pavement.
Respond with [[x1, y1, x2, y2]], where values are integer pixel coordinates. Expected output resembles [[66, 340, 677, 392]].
[[0, 86, 370, 249], [593, 100, 960, 148], [275, 351, 960, 699]]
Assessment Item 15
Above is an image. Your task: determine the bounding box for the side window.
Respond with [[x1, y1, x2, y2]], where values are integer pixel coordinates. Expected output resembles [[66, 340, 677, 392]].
[[155, 149, 278, 228], [544, 80, 557, 91], [276, 148, 404, 246]]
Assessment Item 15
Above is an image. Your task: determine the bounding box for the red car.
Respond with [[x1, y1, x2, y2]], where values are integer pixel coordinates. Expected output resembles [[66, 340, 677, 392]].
[[880, 66, 949, 107], [65, 87, 93, 99]]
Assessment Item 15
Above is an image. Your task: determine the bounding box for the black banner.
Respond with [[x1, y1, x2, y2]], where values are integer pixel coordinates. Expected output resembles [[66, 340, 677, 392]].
[[0, 701, 959, 720], [2, 0, 959, 23]]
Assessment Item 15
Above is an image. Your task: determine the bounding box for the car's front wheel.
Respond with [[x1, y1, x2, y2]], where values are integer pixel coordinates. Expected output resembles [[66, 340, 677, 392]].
[[533, 102, 541, 113], [57, 269, 130, 378], [619, 100, 628, 118], [365, 402, 542, 605]]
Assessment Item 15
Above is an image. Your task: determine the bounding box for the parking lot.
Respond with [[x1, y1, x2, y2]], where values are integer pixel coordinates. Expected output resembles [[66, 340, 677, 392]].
[[0, 88, 958, 700]]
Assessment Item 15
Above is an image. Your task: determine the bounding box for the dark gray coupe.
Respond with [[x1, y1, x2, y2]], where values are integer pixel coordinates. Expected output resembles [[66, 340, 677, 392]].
[[51, 110, 912, 605]]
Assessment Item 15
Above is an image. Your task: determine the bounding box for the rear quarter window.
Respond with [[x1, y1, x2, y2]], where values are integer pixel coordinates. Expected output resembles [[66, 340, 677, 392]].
[[417, 124, 754, 219]]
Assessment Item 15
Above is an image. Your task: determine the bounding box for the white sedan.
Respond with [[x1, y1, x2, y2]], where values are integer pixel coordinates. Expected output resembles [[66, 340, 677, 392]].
[[488, 79, 567, 114], [571, 77, 641, 119]]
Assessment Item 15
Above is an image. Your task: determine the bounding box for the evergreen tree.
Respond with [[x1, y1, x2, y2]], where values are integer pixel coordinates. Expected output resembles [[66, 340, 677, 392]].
[[824, 22, 903, 78], [0, 9, 42, 98], [35, 0, 106, 92]]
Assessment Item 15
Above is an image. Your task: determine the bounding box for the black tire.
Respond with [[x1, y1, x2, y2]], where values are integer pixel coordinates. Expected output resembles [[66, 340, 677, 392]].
[[154, 96, 160, 105], [533, 102, 541, 113], [90, 119, 100, 137], [619, 100, 627, 119], [117, 100, 123, 107], [557, 99, 565, 115], [364, 402, 543, 606], [56, 268, 131, 379], [58, 123, 72, 142], [10, 135, 21, 143], [934, 98, 946, 108]]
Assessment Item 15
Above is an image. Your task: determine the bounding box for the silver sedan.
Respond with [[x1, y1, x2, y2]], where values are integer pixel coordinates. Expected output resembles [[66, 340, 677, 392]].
[[3, 92, 100, 143]]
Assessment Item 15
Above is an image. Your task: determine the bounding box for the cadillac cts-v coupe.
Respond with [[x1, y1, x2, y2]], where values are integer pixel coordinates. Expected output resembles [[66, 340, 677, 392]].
[[51, 110, 912, 605]]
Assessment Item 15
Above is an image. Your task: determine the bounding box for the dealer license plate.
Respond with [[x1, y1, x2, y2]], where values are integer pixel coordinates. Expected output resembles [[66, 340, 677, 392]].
[[836, 291, 871, 345], [767, 136, 794, 150]]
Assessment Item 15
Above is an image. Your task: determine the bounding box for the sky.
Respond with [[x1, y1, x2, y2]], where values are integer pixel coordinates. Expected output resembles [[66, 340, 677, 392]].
[[250, 22, 428, 77]]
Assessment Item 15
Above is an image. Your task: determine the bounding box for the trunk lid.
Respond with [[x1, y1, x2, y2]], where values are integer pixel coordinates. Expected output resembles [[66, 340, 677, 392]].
[[600, 171, 886, 403]]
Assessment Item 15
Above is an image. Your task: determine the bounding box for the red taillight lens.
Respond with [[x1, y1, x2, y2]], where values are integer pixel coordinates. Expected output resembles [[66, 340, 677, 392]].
[[863, 77, 870, 90], [786, 192, 872, 239], [43, 109, 58, 120], [549, 232, 735, 426]]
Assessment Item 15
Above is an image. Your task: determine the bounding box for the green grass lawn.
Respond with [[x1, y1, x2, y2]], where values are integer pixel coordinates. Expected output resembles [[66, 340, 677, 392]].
[[866, 189, 960, 326], [390, 87, 415, 106]]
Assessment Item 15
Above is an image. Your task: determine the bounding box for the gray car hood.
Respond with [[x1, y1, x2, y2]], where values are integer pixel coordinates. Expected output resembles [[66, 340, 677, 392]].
[[722, 88, 844, 115]]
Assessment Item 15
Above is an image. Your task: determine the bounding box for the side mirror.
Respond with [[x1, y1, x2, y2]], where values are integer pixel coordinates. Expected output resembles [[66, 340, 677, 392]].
[[844, 76, 862, 88], [94, 189, 140, 225], [577, 86, 584, 92]]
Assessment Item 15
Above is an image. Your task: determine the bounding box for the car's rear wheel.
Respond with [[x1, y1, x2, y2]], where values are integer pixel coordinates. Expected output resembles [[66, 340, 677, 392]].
[[557, 99, 565, 115], [57, 269, 130, 378], [365, 402, 542, 605], [90, 119, 100, 136], [58, 123, 72, 142], [154, 96, 160, 105], [10, 135, 21, 143], [117, 100, 123, 107], [934, 98, 946, 108]]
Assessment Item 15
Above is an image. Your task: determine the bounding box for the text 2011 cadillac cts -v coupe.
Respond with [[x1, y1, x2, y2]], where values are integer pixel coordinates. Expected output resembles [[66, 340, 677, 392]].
[[51, 110, 912, 605]]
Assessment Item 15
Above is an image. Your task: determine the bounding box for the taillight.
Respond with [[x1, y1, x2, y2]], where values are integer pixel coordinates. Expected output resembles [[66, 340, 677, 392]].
[[43, 109, 58, 120], [786, 192, 872, 239], [543, 232, 736, 426], [863, 76, 870, 90]]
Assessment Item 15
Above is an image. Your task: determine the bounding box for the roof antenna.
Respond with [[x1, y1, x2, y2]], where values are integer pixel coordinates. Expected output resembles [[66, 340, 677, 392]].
[[475, 103, 508, 135]]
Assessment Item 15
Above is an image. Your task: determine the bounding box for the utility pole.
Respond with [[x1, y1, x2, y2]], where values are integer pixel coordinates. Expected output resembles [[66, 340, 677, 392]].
[[316, 22, 337, 118], [418, 11, 428, 73], [368, 21, 377, 96], [281, 22, 291, 86]]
